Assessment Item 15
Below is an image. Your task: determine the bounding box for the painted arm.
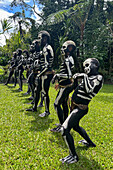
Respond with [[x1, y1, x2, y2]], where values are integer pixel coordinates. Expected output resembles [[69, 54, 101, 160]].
[[73, 73, 102, 93], [38, 45, 54, 77], [52, 57, 74, 84]]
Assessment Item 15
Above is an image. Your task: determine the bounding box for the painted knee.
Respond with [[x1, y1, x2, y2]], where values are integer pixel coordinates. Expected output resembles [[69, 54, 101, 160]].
[[60, 126, 68, 136], [60, 126, 65, 136], [42, 92, 46, 98]]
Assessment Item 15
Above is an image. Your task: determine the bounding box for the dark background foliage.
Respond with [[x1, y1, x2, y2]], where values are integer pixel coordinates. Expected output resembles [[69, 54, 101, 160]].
[[0, 0, 113, 82]]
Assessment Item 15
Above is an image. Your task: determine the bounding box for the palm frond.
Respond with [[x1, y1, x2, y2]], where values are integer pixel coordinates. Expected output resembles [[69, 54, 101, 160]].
[[0, 19, 12, 34], [47, 7, 75, 25], [47, 0, 93, 25]]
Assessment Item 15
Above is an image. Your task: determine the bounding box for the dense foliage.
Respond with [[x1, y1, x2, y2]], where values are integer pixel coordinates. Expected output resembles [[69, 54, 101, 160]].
[[0, 0, 113, 81]]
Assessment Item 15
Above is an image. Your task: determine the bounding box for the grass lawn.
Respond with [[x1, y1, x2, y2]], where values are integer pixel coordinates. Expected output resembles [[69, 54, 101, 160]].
[[0, 82, 113, 170]]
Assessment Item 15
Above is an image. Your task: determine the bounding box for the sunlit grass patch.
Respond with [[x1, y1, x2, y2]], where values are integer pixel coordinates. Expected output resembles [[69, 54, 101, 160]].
[[0, 83, 113, 169]]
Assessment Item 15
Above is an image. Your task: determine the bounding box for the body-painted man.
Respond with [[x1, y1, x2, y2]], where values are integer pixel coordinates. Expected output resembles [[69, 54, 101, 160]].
[[16, 48, 24, 91], [4, 51, 17, 85], [59, 58, 103, 164], [26, 31, 54, 117], [51, 40, 76, 132]]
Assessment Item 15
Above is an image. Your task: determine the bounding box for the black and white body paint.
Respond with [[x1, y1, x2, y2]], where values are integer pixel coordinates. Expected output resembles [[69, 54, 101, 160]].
[[59, 58, 103, 164], [51, 41, 76, 131], [26, 40, 41, 99], [15, 49, 24, 91], [31, 31, 54, 117], [4, 52, 17, 85]]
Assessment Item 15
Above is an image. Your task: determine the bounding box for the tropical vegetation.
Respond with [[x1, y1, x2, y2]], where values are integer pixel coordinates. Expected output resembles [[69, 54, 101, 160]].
[[0, 0, 113, 81]]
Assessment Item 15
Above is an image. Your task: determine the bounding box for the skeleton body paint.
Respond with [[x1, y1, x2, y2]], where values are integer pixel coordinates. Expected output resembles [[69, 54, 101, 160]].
[[26, 31, 54, 116], [4, 52, 18, 86], [51, 40, 76, 132], [26, 40, 41, 101], [59, 58, 103, 164], [15, 48, 25, 91]]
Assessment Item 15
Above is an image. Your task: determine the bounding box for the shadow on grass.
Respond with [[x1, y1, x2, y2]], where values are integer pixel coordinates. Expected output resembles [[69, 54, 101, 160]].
[[9, 89, 31, 98], [25, 109, 54, 132], [49, 131, 91, 150], [10, 89, 21, 93], [50, 133, 104, 169], [6, 85, 15, 88], [58, 153, 104, 170], [19, 98, 33, 104], [18, 93, 31, 97]]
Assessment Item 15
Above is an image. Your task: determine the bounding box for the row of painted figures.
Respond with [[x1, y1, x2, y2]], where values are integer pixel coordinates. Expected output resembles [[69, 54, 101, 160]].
[[5, 30, 103, 164]]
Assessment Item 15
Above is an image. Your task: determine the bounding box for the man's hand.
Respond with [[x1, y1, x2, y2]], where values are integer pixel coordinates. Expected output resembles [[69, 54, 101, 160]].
[[73, 73, 87, 79], [73, 73, 80, 79]]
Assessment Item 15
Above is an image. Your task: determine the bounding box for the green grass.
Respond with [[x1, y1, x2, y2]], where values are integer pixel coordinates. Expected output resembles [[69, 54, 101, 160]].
[[0, 83, 113, 170]]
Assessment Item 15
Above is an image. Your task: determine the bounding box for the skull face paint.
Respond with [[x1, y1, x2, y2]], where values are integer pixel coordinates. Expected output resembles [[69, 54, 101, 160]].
[[61, 42, 68, 56], [37, 31, 51, 47], [83, 58, 99, 75], [61, 40, 76, 61], [30, 40, 40, 52], [30, 41, 36, 52], [37, 33, 42, 46], [17, 48, 22, 56], [83, 58, 92, 74]]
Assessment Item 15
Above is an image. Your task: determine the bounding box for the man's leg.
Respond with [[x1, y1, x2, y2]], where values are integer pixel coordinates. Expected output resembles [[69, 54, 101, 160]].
[[26, 77, 41, 112], [60, 107, 96, 163], [74, 124, 96, 147], [24, 70, 31, 95], [50, 88, 69, 132], [62, 96, 69, 122], [14, 69, 17, 87], [59, 109, 81, 163], [51, 86, 73, 132], [5, 70, 14, 85], [18, 69, 23, 91], [38, 92, 44, 107], [39, 74, 53, 117], [27, 72, 35, 100]]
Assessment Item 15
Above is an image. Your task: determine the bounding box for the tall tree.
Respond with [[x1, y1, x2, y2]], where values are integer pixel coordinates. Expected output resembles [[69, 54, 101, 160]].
[[47, 0, 93, 70], [9, 10, 30, 39], [10, 0, 43, 20], [105, 1, 113, 75]]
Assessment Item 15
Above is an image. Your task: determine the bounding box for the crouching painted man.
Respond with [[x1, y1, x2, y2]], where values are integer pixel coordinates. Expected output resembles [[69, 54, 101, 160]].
[[59, 58, 103, 164]]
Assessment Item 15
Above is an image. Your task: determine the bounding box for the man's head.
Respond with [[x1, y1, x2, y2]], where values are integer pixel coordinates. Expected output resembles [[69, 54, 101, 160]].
[[16, 48, 22, 56], [83, 58, 100, 75], [30, 39, 40, 52], [13, 52, 17, 58], [23, 49, 29, 58], [38, 30, 50, 47], [61, 40, 76, 60]]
